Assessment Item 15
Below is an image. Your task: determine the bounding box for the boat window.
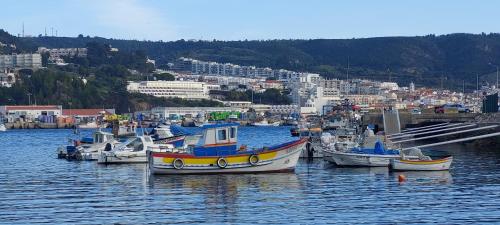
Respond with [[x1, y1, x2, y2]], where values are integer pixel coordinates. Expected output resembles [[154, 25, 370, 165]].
[[217, 129, 227, 141], [230, 127, 236, 139]]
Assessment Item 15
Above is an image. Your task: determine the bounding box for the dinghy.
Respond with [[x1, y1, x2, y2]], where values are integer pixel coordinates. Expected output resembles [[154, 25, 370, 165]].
[[391, 156, 453, 171]]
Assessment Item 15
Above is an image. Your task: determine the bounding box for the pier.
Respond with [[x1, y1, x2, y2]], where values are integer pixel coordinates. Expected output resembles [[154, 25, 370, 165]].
[[361, 112, 495, 129]]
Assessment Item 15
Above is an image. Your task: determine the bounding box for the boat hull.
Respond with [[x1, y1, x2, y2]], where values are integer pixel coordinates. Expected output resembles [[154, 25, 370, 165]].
[[324, 151, 401, 167], [390, 157, 453, 171], [149, 139, 307, 174], [97, 152, 147, 164]]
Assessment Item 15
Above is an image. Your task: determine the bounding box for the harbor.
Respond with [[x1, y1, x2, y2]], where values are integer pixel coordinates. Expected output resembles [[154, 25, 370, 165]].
[[3, 1, 500, 223], [1, 127, 500, 224]]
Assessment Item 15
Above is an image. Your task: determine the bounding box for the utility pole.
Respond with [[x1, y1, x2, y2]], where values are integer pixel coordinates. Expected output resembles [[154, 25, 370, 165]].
[[22, 22, 24, 37]]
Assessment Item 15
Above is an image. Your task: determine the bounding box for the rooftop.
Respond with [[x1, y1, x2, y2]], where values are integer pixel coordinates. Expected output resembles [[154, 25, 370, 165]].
[[5, 105, 61, 110]]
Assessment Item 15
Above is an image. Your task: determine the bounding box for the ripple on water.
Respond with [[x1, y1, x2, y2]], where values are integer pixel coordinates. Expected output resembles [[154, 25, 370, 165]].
[[0, 127, 500, 224]]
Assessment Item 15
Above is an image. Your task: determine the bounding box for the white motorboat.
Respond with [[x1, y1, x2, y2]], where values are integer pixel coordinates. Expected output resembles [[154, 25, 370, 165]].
[[323, 141, 419, 167], [0, 124, 6, 132], [78, 130, 118, 160], [98, 135, 168, 164], [253, 119, 280, 127]]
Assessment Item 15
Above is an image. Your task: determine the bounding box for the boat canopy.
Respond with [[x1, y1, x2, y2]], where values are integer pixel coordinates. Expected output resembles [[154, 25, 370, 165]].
[[351, 141, 400, 155]]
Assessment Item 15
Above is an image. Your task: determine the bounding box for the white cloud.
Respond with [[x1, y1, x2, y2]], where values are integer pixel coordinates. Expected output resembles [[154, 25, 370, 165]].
[[81, 0, 177, 41]]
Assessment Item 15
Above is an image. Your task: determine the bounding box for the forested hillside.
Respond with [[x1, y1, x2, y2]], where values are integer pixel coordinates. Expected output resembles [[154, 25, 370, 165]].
[[10, 31, 500, 90]]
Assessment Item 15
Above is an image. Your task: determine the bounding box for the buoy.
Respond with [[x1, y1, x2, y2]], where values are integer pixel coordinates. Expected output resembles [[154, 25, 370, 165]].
[[398, 174, 406, 182]]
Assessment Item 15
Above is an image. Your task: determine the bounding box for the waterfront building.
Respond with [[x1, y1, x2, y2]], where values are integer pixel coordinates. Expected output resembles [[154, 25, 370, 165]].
[[0, 105, 62, 119], [223, 101, 253, 109], [270, 104, 299, 114], [0, 53, 42, 70], [151, 107, 243, 119], [127, 81, 210, 99], [62, 108, 115, 120]]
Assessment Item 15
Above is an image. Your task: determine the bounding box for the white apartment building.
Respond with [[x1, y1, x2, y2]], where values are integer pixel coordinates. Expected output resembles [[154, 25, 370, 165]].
[[37, 47, 87, 62], [0, 105, 62, 119], [127, 81, 210, 99], [0, 53, 42, 70]]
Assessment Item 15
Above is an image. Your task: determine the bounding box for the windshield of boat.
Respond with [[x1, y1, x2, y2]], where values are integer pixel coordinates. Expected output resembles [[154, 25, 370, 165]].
[[126, 138, 144, 151]]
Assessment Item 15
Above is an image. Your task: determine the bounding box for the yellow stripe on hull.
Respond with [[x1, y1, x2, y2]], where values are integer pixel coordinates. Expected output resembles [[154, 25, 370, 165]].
[[162, 151, 278, 165], [398, 158, 451, 165]]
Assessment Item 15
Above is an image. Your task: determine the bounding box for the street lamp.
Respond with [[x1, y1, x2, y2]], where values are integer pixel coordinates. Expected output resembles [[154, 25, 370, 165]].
[[488, 63, 499, 90]]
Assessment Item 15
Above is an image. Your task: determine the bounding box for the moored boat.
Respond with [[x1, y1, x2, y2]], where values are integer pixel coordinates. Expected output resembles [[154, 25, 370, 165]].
[[253, 119, 280, 127], [323, 141, 415, 167], [148, 123, 307, 174], [391, 156, 453, 171], [0, 123, 6, 132], [98, 136, 165, 164]]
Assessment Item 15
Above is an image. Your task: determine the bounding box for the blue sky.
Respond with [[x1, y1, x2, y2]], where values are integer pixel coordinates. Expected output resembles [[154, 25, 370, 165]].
[[1, 0, 499, 41]]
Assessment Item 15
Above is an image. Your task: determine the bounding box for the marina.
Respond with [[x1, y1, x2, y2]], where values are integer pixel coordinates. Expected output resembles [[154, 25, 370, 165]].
[[1, 127, 500, 224]]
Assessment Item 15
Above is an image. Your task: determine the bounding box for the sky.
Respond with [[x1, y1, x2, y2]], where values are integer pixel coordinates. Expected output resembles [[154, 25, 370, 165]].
[[1, 0, 499, 41]]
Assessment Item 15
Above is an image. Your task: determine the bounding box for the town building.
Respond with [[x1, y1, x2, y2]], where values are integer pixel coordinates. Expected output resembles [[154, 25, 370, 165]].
[[151, 107, 243, 119], [0, 105, 62, 119], [62, 108, 115, 123], [37, 47, 87, 62], [126, 80, 210, 99], [0, 68, 16, 87], [0, 53, 42, 70]]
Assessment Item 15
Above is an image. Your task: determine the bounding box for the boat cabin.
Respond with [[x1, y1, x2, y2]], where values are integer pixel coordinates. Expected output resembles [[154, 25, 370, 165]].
[[119, 136, 154, 152], [193, 123, 239, 156], [93, 130, 114, 144]]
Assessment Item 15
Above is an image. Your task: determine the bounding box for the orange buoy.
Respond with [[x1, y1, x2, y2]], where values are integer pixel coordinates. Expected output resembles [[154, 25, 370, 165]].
[[398, 174, 406, 182]]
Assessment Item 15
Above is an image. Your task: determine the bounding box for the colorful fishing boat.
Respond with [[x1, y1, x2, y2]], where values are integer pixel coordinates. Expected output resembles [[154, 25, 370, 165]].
[[391, 156, 453, 171], [148, 123, 307, 174]]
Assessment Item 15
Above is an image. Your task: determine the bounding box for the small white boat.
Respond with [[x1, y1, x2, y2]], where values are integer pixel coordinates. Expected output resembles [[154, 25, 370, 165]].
[[323, 141, 418, 167], [253, 119, 280, 127], [391, 156, 453, 171], [56, 130, 118, 160], [326, 151, 403, 167], [0, 124, 6, 132], [78, 130, 118, 160], [98, 136, 167, 164]]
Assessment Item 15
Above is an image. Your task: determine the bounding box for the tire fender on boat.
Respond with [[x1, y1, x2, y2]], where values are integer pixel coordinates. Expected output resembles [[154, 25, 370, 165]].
[[217, 157, 228, 168], [173, 158, 184, 169], [249, 154, 259, 166]]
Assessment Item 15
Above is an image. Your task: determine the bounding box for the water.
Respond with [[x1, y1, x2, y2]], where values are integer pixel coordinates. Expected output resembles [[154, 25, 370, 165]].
[[1, 127, 499, 224]]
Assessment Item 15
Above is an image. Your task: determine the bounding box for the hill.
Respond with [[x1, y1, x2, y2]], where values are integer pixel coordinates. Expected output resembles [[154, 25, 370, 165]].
[[9, 31, 500, 90]]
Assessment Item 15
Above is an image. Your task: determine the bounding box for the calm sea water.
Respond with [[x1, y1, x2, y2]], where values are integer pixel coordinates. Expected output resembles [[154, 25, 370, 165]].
[[1, 127, 499, 224]]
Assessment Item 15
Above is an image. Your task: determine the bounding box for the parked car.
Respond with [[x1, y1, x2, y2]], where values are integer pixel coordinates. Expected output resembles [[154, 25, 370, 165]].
[[434, 104, 470, 113]]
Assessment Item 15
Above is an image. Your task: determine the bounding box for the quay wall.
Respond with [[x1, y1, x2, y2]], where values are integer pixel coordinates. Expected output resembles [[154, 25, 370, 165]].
[[5, 122, 75, 129]]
